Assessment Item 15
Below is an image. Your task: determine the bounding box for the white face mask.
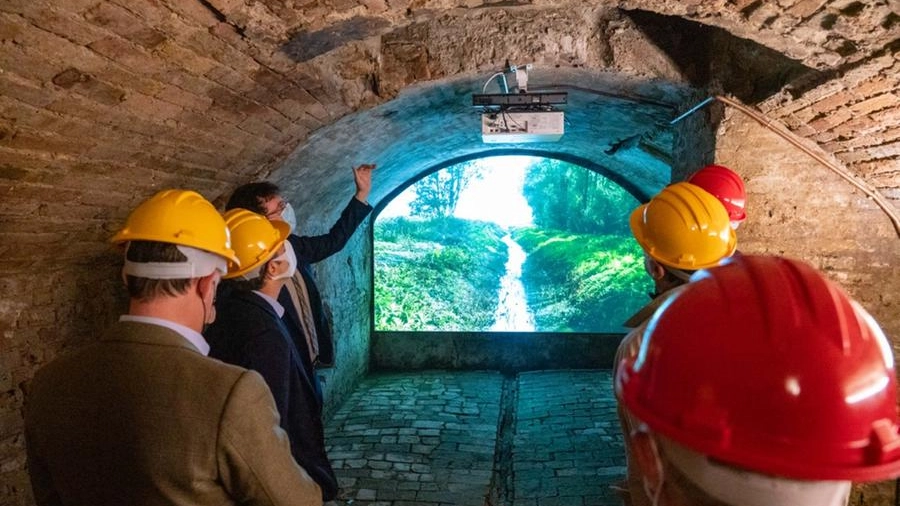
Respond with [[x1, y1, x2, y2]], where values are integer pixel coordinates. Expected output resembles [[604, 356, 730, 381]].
[[280, 202, 297, 233], [658, 438, 852, 506], [269, 241, 297, 281], [644, 436, 666, 506]]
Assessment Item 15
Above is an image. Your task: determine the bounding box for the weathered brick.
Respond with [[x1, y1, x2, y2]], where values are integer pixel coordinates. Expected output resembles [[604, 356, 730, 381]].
[[1, 129, 95, 156], [51, 68, 126, 105], [84, 2, 145, 38], [207, 85, 262, 115], [104, 0, 166, 26], [0, 97, 82, 135], [153, 39, 221, 76], [0, 45, 59, 84], [163, 0, 222, 28], [809, 90, 856, 115], [15, 3, 107, 46], [853, 77, 899, 102], [180, 24, 262, 74], [117, 92, 184, 122], [0, 0, 99, 16], [43, 95, 121, 129], [786, 0, 827, 19], [5, 15, 108, 75], [850, 93, 898, 116], [94, 64, 164, 96], [255, 107, 294, 133], [0, 73, 57, 108], [205, 64, 259, 93], [153, 83, 212, 111], [162, 69, 218, 97], [865, 140, 900, 160], [88, 36, 169, 76]]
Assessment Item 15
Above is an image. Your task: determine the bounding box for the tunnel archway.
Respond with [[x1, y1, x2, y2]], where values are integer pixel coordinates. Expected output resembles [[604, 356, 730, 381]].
[[3, 1, 899, 504], [369, 152, 654, 372]]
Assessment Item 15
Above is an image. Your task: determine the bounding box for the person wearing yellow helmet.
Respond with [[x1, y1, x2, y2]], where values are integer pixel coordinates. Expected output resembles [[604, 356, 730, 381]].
[[224, 164, 375, 402], [25, 190, 322, 506], [205, 209, 339, 502], [621, 181, 737, 328], [613, 182, 737, 506]]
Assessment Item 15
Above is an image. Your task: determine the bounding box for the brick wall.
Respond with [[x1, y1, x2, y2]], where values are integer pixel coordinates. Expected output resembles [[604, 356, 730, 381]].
[[1, 1, 898, 505], [620, 0, 900, 206]]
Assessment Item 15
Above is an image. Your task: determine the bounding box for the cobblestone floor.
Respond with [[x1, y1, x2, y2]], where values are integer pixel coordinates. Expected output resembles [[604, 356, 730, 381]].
[[323, 370, 625, 506]]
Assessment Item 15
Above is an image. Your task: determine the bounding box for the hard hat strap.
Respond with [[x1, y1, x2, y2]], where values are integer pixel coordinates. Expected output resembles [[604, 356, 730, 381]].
[[123, 245, 227, 280], [663, 266, 694, 282], [659, 437, 851, 506]]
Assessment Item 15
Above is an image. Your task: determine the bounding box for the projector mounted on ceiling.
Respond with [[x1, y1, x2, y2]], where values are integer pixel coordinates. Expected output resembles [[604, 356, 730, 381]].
[[481, 110, 565, 143], [472, 63, 567, 144]]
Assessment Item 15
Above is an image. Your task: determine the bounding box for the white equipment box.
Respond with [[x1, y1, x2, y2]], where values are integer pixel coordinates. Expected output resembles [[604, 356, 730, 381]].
[[481, 111, 564, 143]]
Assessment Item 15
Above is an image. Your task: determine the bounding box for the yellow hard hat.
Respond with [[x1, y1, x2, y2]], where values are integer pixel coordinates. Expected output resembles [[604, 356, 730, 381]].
[[111, 189, 239, 265], [223, 208, 291, 279], [630, 182, 737, 270]]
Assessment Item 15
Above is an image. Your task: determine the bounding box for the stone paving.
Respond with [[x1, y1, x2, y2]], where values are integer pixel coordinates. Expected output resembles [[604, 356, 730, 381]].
[[323, 370, 625, 506], [513, 371, 625, 506]]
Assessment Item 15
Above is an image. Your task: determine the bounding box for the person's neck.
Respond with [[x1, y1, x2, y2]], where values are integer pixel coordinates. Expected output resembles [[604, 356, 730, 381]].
[[654, 277, 683, 297], [129, 293, 202, 332], [258, 279, 286, 300]]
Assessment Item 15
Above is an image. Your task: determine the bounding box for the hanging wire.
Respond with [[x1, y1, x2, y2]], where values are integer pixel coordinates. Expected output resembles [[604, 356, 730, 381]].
[[482, 72, 510, 93], [670, 95, 900, 238]]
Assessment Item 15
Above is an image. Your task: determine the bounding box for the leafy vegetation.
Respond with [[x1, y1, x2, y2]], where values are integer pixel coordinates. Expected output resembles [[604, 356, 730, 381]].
[[409, 161, 482, 219], [374, 156, 653, 333], [512, 227, 650, 332], [374, 216, 507, 331], [524, 158, 635, 235], [515, 158, 650, 331]]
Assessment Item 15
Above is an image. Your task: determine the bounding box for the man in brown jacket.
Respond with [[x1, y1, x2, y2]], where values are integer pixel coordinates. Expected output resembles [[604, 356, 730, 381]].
[[25, 190, 322, 506]]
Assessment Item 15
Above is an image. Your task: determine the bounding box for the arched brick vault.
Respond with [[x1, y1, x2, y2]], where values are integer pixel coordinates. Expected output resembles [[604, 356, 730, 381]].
[[275, 69, 688, 216], [0, 1, 898, 504]]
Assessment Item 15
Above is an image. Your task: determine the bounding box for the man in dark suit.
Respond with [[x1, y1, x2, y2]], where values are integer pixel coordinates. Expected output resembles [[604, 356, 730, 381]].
[[25, 190, 321, 506], [224, 164, 374, 403], [206, 209, 339, 501]]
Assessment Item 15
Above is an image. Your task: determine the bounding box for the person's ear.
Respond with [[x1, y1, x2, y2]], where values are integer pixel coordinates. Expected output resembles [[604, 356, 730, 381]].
[[196, 273, 218, 302], [646, 259, 666, 281], [265, 259, 280, 279]]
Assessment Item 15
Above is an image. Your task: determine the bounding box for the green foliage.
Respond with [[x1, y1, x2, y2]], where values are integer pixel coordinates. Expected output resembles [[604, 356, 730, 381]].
[[375, 157, 650, 333], [522, 159, 637, 235], [409, 161, 482, 219], [374, 216, 507, 331], [512, 227, 651, 332]]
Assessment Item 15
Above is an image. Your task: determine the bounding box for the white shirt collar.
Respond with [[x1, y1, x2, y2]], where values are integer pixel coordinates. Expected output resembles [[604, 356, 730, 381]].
[[119, 315, 210, 356], [253, 290, 285, 318]]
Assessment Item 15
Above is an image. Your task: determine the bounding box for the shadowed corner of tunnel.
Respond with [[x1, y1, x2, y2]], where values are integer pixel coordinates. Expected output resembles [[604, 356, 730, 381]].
[[281, 17, 394, 63]]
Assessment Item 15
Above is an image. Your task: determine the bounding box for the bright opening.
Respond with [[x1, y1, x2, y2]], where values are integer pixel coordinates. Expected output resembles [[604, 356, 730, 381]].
[[374, 155, 650, 333]]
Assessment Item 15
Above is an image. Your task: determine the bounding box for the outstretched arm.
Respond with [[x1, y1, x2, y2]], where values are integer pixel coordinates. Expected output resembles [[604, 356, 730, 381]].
[[290, 165, 375, 262], [353, 164, 375, 204]]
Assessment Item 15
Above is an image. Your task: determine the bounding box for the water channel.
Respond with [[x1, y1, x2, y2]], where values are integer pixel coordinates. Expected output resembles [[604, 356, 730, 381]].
[[491, 234, 535, 331]]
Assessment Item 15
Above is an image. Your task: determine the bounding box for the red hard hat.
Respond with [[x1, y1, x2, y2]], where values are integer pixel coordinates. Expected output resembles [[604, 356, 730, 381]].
[[687, 164, 747, 223], [616, 255, 900, 482]]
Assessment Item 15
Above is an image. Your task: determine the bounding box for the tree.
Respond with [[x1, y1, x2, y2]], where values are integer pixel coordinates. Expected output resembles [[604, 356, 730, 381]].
[[409, 161, 481, 219], [523, 159, 635, 235]]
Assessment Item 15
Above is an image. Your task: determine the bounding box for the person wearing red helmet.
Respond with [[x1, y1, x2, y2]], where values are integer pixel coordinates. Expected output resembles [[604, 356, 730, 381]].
[[615, 255, 900, 506], [687, 164, 747, 229]]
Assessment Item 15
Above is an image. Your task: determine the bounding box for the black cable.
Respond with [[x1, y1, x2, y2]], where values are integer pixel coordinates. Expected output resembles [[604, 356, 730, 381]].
[[531, 84, 676, 109]]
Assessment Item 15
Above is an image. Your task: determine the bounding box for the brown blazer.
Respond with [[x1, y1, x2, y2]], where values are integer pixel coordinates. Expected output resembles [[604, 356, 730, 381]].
[[25, 320, 322, 506]]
